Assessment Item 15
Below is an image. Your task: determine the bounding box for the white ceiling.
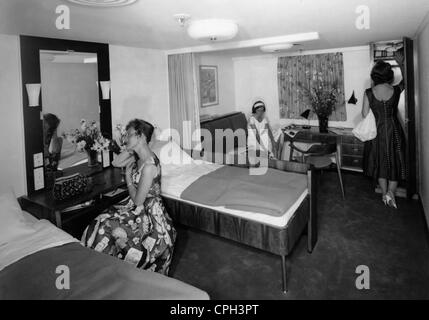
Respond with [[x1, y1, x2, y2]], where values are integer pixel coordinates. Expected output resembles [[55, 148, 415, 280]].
[[0, 0, 428, 51]]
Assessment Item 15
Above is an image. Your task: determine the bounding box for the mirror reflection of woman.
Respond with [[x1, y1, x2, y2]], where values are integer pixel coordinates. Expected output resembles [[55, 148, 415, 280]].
[[362, 53, 406, 209], [43, 113, 63, 171], [81, 119, 177, 275]]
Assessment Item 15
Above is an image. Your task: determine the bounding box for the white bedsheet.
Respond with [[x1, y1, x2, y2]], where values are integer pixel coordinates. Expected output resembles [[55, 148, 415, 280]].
[[0, 218, 78, 272], [161, 161, 308, 228]]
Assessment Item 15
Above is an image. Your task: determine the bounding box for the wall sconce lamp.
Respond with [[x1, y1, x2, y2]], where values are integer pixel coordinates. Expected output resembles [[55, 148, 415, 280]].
[[99, 81, 111, 100], [26, 83, 41, 107], [300, 109, 312, 129]]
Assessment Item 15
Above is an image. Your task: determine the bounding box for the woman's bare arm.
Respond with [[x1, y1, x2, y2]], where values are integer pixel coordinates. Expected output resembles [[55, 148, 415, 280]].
[[395, 50, 406, 92], [127, 164, 157, 207], [362, 92, 370, 118]]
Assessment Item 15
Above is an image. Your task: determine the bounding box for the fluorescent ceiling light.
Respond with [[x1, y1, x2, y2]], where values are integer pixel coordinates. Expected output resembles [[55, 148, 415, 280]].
[[67, 0, 137, 7], [260, 43, 294, 52], [84, 57, 98, 64]]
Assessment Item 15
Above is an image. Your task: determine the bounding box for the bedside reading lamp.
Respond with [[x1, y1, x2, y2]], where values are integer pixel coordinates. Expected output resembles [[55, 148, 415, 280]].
[[300, 109, 311, 129]]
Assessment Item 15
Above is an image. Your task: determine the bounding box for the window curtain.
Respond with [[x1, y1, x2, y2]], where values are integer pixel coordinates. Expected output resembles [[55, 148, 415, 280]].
[[278, 52, 347, 121], [168, 53, 201, 150]]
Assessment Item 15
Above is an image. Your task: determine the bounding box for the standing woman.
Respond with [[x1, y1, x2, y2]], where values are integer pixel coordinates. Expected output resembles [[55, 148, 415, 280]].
[[247, 101, 284, 162], [82, 119, 177, 275], [362, 53, 406, 209]]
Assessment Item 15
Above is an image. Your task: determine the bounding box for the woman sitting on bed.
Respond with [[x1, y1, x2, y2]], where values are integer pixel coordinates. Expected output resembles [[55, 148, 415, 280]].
[[247, 101, 284, 164], [81, 119, 177, 275]]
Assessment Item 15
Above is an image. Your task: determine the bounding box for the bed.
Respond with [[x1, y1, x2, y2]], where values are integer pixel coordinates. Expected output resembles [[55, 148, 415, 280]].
[[0, 192, 209, 300], [151, 136, 318, 293]]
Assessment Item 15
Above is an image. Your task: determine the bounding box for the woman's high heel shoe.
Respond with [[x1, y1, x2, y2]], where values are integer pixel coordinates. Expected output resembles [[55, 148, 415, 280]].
[[385, 192, 398, 209], [382, 194, 388, 206]]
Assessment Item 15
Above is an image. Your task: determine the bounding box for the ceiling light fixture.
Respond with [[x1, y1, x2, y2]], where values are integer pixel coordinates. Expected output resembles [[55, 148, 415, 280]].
[[66, 0, 138, 7], [187, 19, 238, 42], [174, 13, 191, 27], [260, 43, 296, 53]]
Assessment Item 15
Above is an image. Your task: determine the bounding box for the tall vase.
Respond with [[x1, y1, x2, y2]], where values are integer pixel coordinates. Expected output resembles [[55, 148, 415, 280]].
[[86, 149, 99, 167], [318, 115, 329, 133]]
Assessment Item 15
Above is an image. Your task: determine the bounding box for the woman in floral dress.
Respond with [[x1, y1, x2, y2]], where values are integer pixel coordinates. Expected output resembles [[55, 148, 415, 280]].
[[81, 119, 176, 275]]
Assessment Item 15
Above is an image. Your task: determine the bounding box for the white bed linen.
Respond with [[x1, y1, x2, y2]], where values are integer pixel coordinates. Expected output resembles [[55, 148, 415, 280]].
[[0, 218, 78, 272], [161, 161, 308, 228]]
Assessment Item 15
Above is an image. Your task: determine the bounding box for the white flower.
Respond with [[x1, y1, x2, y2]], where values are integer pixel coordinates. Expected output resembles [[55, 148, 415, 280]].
[[133, 237, 140, 245], [77, 140, 87, 152], [98, 228, 105, 235]]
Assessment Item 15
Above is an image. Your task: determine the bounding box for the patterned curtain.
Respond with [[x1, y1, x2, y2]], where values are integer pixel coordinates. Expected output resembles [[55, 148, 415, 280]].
[[278, 52, 347, 121]]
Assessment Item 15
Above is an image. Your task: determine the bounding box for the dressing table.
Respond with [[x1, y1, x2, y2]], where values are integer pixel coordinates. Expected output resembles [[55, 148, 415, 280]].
[[19, 164, 128, 238]]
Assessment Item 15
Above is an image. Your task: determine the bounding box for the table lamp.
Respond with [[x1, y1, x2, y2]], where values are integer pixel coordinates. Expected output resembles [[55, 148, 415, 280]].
[[300, 109, 312, 129]]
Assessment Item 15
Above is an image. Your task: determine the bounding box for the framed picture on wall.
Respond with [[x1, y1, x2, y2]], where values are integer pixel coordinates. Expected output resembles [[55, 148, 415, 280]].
[[199, 65, 219, 107]]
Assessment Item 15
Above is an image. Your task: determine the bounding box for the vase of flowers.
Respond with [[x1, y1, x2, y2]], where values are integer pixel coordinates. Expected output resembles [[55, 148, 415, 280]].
[[63, 119, 110, 167], [300, 79, 339, 133]]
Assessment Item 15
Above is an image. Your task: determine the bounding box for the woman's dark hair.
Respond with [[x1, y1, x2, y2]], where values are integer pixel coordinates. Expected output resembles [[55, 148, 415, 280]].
[[126, 119, 154, 143], [252, 101, 266, 114], [43, 113, 60, 145], [371, 61, 394, 85]]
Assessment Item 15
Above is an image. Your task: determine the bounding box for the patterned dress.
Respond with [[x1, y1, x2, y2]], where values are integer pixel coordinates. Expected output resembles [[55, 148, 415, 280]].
[[81, 154, 177, 275], [363, 86, 406, 181]]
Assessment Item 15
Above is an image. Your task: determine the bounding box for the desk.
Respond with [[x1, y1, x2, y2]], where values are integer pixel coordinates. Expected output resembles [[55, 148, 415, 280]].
[[283, 127, 339, 144], [282, 126, 364, 172], [19, 166, 128, 238]]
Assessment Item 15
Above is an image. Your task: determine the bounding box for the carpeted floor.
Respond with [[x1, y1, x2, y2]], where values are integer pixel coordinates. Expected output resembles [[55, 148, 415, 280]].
[[169, 171, 429, 299]]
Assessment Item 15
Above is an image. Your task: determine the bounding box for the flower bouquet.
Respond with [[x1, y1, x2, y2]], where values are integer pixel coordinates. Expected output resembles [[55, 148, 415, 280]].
[[63, 119, 109, 167], [301, 80, 339, 133]]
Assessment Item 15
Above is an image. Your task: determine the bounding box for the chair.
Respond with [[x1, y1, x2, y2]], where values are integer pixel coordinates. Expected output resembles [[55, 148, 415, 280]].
[[289, 142, 345, 200]]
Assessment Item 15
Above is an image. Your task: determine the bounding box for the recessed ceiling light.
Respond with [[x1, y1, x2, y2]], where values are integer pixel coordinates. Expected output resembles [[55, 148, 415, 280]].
[[66, 0, 138, 7]]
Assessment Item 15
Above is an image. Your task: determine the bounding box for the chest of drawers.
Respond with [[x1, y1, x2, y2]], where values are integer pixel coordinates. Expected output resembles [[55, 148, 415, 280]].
[[340, 133, 365, 172]]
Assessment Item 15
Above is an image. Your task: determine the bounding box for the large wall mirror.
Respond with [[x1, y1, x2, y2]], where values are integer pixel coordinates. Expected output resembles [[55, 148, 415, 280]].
[[40, 50, 101, 171], [20, 36, 112, 195]]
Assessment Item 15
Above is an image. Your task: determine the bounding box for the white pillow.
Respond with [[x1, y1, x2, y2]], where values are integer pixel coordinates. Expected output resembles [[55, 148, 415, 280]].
[[151, 140, 194, 166], [0, 190, 28, 243]]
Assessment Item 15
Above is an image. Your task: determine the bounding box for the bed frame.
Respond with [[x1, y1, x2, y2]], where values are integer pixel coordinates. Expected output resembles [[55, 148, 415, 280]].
[[162, 159, 317, 293]]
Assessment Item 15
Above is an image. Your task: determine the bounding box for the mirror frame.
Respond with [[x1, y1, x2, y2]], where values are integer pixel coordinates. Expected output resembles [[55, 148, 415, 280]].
[[20, 35, 112, 195]]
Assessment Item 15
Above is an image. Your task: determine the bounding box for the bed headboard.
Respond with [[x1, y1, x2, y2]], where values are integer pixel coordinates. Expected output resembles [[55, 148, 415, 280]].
[[200, 112, 248, 159]]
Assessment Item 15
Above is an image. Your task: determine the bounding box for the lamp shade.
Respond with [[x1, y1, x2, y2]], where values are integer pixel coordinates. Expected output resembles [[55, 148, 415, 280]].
[[300, 109, 311, 119], [99, 81, 111, 100], [26, 83, 41, 107], [187, 19, 238, 41]]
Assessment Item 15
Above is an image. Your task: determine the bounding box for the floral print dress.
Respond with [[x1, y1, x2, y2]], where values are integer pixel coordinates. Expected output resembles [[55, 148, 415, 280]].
[[81, 154, 177, 275]]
